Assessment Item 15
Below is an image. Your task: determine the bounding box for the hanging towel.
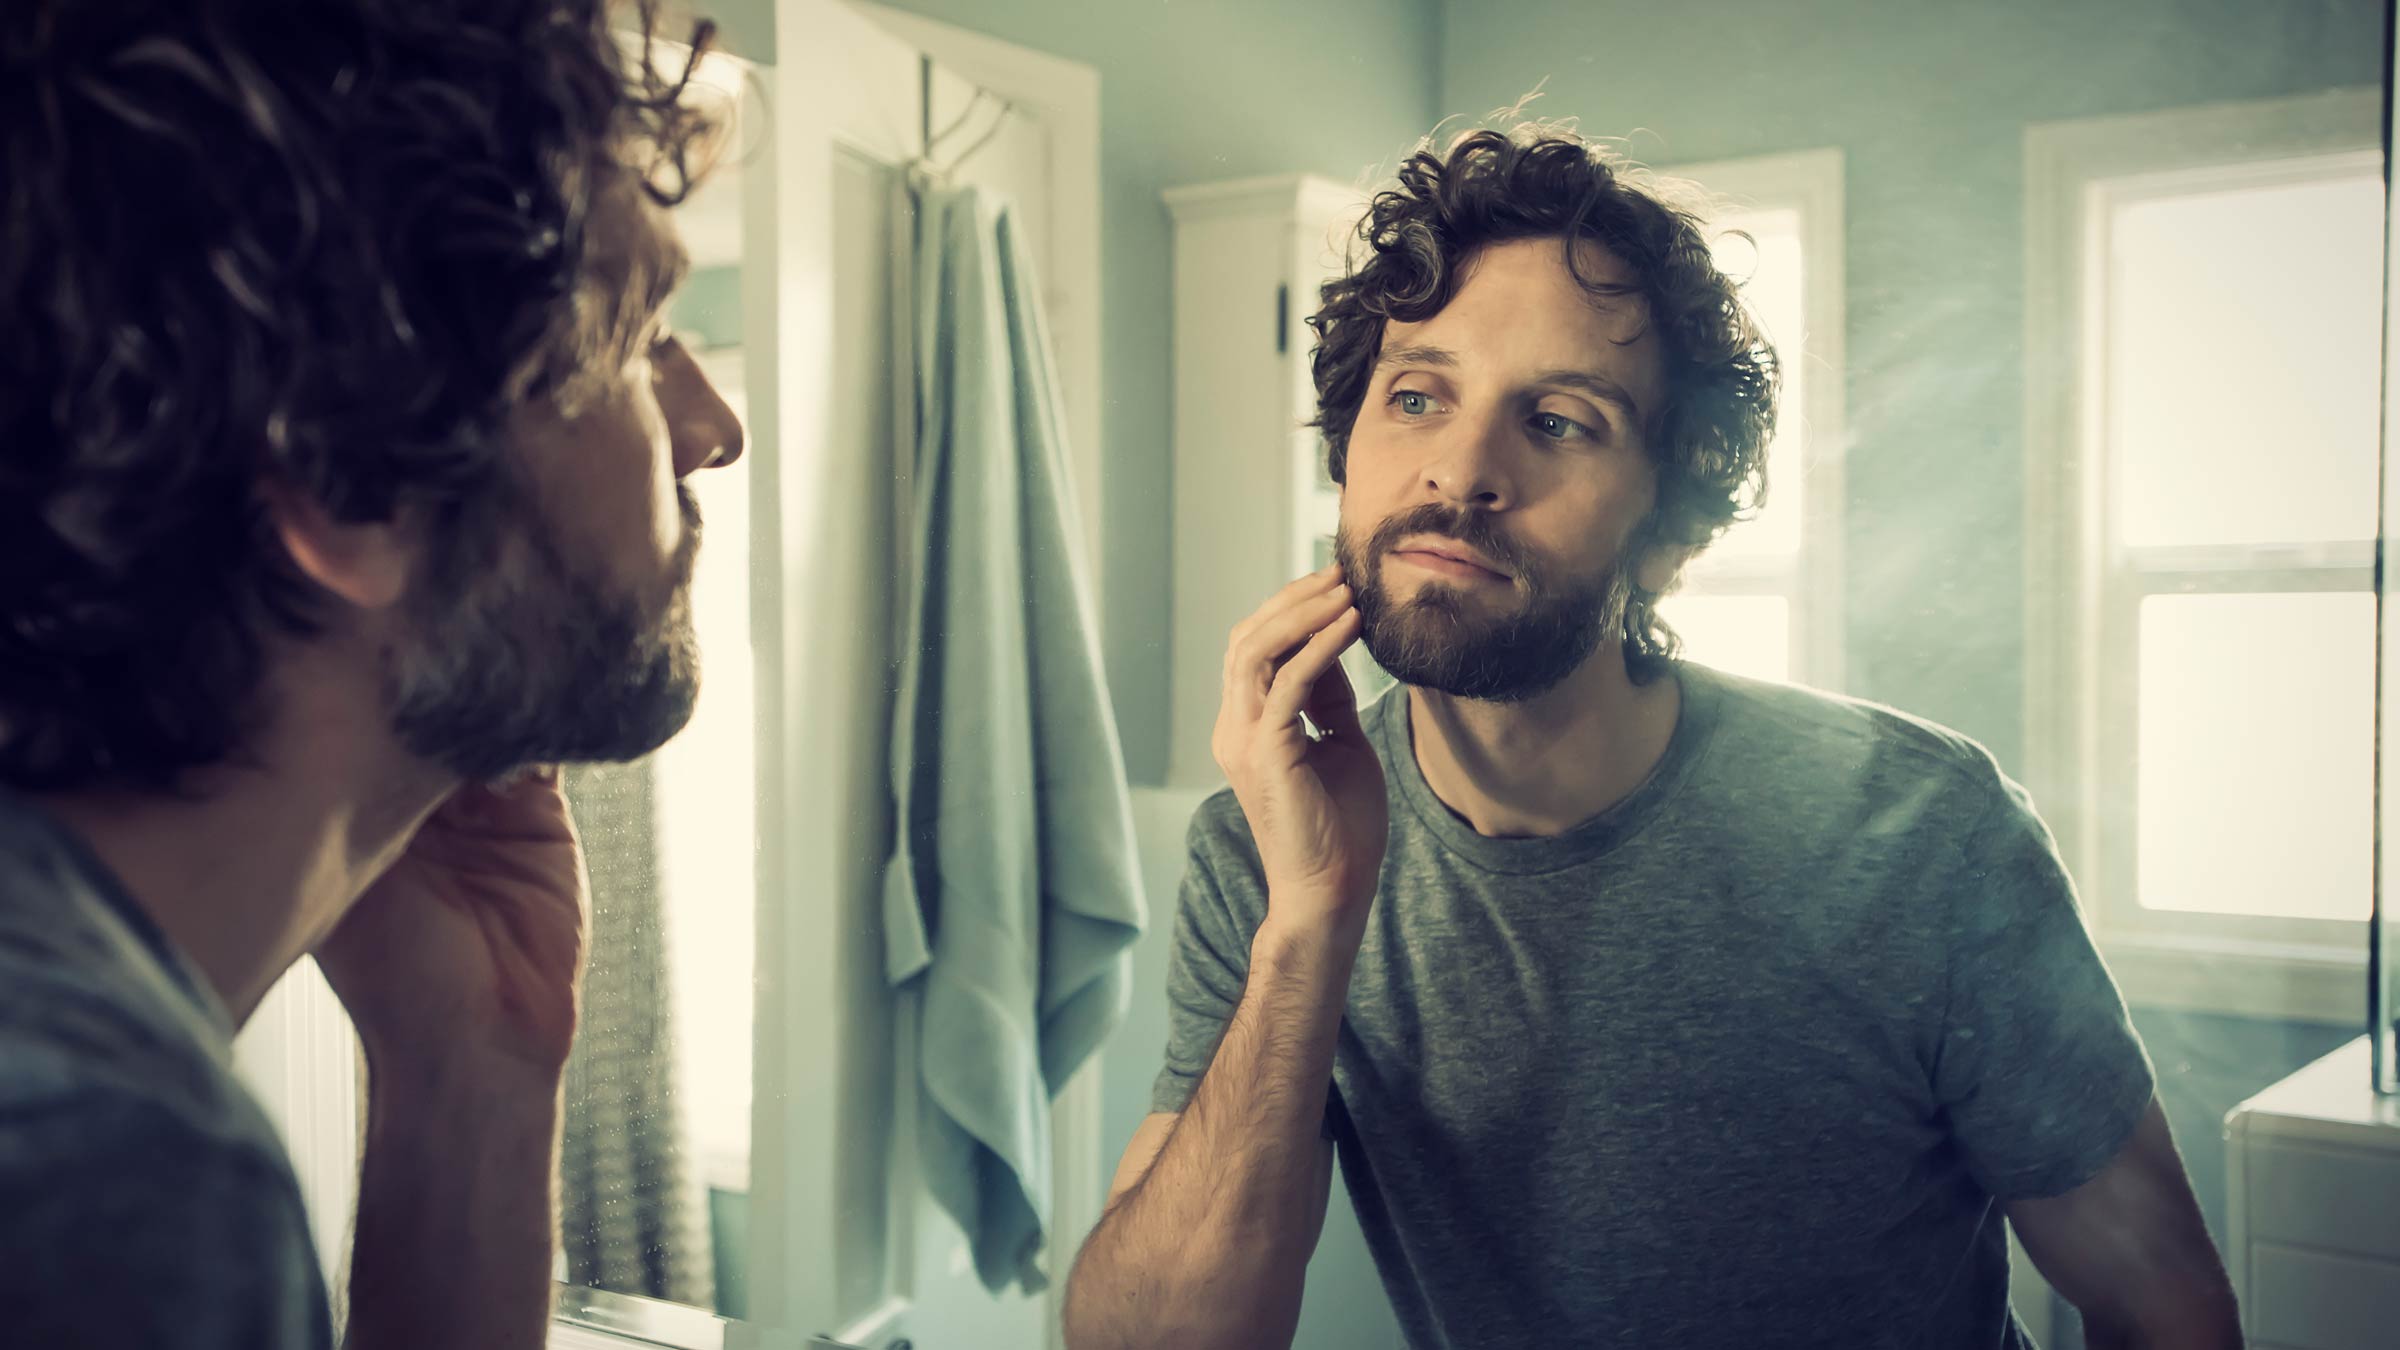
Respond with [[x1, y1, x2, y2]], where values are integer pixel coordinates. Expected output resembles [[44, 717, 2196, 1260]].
[[882, 181, 1148, 1296]]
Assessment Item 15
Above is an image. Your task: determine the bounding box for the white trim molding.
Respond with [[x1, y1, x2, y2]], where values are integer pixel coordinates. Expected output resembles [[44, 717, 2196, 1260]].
[[2022, 88, 2382, 1021], [2099, 935, 2367, 1028]]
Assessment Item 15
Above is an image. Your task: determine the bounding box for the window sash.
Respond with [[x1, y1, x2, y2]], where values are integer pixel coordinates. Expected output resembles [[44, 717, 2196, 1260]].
[[2092, 555, 2374, 953], [1671, 560, 1804, 681], [2022, 90, 2381, 1021]]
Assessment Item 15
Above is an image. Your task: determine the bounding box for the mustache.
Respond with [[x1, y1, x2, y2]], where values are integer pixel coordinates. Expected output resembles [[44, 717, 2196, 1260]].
[[1367, 503, 1530, 581]]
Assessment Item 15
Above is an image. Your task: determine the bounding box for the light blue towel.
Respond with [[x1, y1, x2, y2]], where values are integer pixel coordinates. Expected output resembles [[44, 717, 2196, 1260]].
[[882, 182, 1148, 1296]]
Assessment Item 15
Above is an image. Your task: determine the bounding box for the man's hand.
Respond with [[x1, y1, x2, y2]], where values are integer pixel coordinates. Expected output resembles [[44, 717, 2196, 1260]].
[[1212, 564, 1390, 943], [316, 767, 590, 1076], [318, 767, 590, 1350], [1065, 566, 1383, 1350]]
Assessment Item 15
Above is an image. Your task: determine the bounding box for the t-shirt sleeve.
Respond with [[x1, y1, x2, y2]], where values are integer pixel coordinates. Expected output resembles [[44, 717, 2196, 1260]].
[[1148, 808, 1260, 1115], [0, 1082, 331, 1349], [1931, 779, 2156, 1200]]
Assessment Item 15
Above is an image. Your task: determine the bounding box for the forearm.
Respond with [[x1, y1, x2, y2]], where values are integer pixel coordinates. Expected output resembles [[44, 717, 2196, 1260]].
[[342, 1051, 566, 1350], [1065, 916, 1355, 1350], [2080, 1305, 2243, 1350]]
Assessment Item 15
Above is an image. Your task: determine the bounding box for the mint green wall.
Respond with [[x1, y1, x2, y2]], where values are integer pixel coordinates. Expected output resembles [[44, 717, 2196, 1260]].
[[877, 0, 1441, 784], [1439, 0, 2382, 771]]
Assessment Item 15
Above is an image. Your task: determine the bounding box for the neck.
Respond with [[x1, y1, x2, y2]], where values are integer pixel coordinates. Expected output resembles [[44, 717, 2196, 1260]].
[[28, 645, 452, 1024], [1406, 645, 1681, 839]]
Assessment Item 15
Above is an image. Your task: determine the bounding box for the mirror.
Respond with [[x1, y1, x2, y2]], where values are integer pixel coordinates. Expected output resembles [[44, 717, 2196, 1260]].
[[550, 2, 2395, 1344]]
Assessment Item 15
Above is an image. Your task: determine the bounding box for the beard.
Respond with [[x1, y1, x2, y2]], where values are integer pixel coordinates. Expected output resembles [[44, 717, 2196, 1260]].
[[1336, 501, 1634, 705], [382, 471, 704, 784]]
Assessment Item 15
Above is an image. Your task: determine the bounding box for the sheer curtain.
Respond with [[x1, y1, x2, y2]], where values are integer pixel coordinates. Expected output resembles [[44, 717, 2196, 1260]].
[[558, 759, 714, 1306]]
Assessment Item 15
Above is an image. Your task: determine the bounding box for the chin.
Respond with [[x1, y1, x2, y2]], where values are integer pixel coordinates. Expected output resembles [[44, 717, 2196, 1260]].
[[568, 595, 704, 764], [388, 576, 705, 780]]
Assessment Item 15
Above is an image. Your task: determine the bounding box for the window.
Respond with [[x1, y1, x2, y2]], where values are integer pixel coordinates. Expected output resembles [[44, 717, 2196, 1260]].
[[2024, 91, 2383, 1021], [1654, 149, 1846, 690]]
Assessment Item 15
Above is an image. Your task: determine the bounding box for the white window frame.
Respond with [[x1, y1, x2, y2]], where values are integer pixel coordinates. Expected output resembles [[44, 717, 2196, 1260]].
[[2022, 89, 2382, 1025], [1658, 147, 1848, 691]]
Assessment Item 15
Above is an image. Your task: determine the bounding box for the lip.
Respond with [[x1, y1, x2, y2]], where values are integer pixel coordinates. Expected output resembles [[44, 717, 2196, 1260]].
[[1392, 547, 1510, 583]]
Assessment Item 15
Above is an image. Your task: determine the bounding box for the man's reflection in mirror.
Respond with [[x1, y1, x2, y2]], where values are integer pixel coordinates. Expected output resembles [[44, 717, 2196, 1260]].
[[0, 2, 742, 1346], [1065, 125, 2242, 1350]]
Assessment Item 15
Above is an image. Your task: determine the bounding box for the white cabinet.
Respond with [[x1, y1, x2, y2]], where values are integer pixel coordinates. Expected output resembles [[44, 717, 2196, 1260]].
[[2225, 1037, 2400, 1348], [1163, 174, 1372, 788]]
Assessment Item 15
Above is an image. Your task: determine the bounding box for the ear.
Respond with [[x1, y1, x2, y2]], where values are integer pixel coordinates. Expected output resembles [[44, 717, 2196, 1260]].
[[257, 479, 413, 612]]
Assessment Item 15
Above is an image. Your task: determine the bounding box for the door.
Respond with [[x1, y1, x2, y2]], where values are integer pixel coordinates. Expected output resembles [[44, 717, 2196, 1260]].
[[741, 4, 1104, 1348]]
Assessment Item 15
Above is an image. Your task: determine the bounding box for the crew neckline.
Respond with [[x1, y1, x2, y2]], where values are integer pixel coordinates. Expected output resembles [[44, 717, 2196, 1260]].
[[1368, 660, 1723, 876]]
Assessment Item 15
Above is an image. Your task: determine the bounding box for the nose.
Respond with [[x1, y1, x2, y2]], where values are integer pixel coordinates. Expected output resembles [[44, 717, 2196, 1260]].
[[1421, 407, 1515, 510], [660, 340, 745, 476]]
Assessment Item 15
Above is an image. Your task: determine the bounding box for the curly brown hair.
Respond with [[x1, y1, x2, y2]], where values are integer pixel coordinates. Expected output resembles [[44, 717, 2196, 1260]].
[[1308, 125, 1781, 678], [0, 0, 720, 793]]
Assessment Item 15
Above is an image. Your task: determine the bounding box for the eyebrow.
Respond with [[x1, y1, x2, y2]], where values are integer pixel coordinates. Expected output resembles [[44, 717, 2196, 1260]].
[[1375, 342, 1646, 421]]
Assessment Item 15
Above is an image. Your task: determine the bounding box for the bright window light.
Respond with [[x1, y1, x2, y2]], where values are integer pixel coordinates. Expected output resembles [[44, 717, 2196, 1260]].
[[2106, 170, 2382, 549], [2135, 591, 2372, 921], [1661, 593, 1791, 684]]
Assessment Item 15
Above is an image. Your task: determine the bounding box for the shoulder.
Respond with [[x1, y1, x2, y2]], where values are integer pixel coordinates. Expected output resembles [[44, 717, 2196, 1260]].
[[0, 1034, 302, 1213], [1184, 785, 1264, 903], [0, 1062, 326, 1346], [0, 900, 247, 1136], [1687, 664, 2024, 822]]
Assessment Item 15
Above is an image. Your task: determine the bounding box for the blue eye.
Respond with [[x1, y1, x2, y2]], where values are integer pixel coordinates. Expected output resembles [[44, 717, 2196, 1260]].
[[1531, 411, 1593, 441], [1390, 389, 1437, 416]]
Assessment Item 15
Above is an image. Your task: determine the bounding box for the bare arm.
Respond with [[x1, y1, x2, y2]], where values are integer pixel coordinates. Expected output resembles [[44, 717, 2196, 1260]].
[[344, 1053, 565, 1350], [315, 770, 591, 1350], [1065, 565, 1384, 1350], [2006, 1096, 2242, 1350], [1064, 918, 1347, 1350]]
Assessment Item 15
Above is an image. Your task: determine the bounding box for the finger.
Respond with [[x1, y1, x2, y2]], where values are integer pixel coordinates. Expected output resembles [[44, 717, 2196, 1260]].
[[1304, 644, 1369, 742], [1224, 578, 1350, 708], [1225, 567, 1349, 674], [1260, 605, 1363, 730], [1229, 584, 1354, 712]]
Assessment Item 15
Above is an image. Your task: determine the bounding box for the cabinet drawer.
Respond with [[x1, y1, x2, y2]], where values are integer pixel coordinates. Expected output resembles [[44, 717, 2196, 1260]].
[[2249, 1243, 2400, 1349], [2246, 1141, 2400, 1262]]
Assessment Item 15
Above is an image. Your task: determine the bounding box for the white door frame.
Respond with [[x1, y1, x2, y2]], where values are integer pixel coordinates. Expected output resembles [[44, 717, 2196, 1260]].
[[749, 4, 1107, 1348]]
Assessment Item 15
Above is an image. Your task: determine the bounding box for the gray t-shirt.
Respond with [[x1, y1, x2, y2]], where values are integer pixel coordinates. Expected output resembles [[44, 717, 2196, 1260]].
[[1152, 662, 2153, 1349], [0, 791, 332, 1348]]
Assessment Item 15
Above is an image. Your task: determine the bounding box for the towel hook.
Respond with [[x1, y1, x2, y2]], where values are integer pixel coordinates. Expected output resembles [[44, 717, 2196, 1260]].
[[911, 53, 1014, 187]]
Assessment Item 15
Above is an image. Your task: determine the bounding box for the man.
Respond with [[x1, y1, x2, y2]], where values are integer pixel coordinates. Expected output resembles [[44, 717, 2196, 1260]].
[[0, 3, 742, 1346], [1064, 126, 2241, 1349]]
